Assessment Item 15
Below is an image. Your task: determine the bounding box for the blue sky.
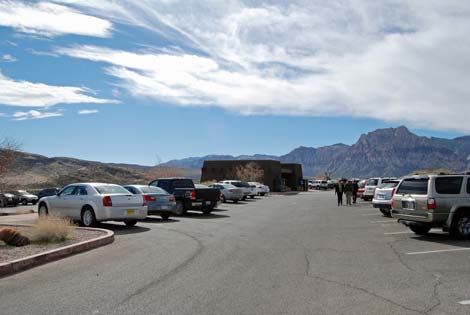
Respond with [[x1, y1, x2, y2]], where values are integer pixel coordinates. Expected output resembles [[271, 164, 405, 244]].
[[0, 1, 469, 165]]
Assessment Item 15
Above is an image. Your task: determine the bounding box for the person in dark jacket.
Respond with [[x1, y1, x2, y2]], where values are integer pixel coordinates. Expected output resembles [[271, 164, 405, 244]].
[[344, 180, 353, 205], [335, 180, 344, 206], [352, 180, 359, 204]]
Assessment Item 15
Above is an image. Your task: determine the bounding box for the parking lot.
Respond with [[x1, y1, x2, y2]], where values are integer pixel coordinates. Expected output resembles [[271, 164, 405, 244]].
[[2, 191, 470, 314]]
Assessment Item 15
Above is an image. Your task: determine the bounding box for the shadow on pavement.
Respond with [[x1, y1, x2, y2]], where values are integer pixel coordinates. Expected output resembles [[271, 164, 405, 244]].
[[142, 217, 180, 224], [98, 222, 151, 235], [182, 213, 230, 219], [411, 233, 470, 248]]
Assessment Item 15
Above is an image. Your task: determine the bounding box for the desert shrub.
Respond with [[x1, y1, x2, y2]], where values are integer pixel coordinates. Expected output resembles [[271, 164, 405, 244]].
[[31, 215, 75, 243]]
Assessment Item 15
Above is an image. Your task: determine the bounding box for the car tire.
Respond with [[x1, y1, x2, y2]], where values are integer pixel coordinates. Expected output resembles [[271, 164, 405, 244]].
[[450, 211, 470, 239], [175, 201, 185, 216], [38, 203, 48, 217], [32, 201, 37, 205], [22, 199, 27, 205], [202, 209, 212, 215], [81, 207, 97, 227], [379, 208, 391, 217], [161, 213, 170, 220], [242, 196, 247, 201], [124, 220, 138, 227], [260, 193, 265, 196], [250, 195, 255, 199], [409, 225, 432, 235], [233, 199, 239, 204]]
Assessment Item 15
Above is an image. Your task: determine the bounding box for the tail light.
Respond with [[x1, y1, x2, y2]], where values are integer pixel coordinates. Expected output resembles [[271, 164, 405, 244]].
[[391, 188, 396, 209], [143, 195, 156, 205], [102, 196, 112, 207], [427, 198, 436, 210], [228, 189, 233, 193], [190, 191, 197, 200], [218, 192, 223, 201], [169, 195, 176, 202]]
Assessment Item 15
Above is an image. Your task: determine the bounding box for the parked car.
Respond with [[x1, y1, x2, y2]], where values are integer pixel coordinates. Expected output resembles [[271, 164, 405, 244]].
[[357, 180, 366, 199], [37, 187, 61, 200], [10, 190, 38, 205], [0, 193, 19, 207], [123, 185, 177, 220], [249, 182, 270, 196], [362, 178, 396, 201], [220, 180, 251, 200], [208, 183, 244, 203], [149, 178, 221, 215], [327, 180, 337, 189], [37, 183, 147, 227], [391, 175, 470, 238], [309, 180, 328, 190], [372, 180, 401, 217]]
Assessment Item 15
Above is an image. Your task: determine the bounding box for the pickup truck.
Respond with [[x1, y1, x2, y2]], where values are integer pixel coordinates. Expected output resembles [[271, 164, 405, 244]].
[[149, 178, 221, 215]]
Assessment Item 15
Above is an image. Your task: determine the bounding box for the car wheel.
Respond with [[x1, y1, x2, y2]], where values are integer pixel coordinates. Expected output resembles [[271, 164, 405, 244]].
[[233, 199, 239, 204], [242, 196, 247, 201], [32, 200, 37, 205], [202, 209, 212, 215], [175, 201, 185, 216], [38, 203, 48, 217], [250, 195, 255, 199], [450, 211, 470, 239], [22, 199, 27, 205], [379, 208, 391, 217], [260, 193, 265, 196], [124, 220, 138, 227], [81, 207, 97, 227], [161, 213, 170, 220], [409, 225, 432, 235]]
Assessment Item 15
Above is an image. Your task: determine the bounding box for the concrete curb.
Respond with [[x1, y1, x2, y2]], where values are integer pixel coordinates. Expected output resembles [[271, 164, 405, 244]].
[[0, 224, 114, 277]]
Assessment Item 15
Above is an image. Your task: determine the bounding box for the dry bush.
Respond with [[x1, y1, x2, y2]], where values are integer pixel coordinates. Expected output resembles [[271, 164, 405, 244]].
[[31, 215, 75, 243], [235, 162, 264, 182], [200, 180, 217, 185]]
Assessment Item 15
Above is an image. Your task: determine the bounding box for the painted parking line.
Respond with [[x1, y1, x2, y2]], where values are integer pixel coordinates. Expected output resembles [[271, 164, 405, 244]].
[[458, 300, 470, 305], [370, 220, 395, 223], [407, 248, 470, 255], [384, 231, 414, 235]]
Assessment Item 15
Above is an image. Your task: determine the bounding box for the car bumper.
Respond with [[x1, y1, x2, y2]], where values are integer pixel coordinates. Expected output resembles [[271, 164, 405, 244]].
[[225, 193, 244, 200], [391, 210, 433, 223], [372, 200, 392, 209], [148, 202, 177, 215], [96, 206, 148, 221]]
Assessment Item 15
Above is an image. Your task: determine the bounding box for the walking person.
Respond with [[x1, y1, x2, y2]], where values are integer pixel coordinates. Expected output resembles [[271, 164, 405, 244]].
[[335, 180, 344, 206], [344, 180, 353, 206], [352, 180, 359, 204]]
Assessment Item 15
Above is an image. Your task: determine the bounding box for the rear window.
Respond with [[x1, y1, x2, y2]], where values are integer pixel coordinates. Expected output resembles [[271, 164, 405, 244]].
[[380, 182, 399, 189], [172, 179, 195, 189], [140, 186, 167, 194], [366, 179, 379, 186], [94, 185, 130, 195], [239, 182, 250, 188], [396, 178, 429, 195], [435, 177, 463, 194]]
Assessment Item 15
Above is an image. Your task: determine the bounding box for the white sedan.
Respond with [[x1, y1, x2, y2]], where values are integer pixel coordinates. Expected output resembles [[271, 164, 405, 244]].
[[37, 183, 147, 227], [248, 182, 270, 196]]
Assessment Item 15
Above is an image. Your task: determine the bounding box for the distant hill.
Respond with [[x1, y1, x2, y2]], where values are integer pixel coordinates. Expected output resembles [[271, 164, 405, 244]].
[[162, 126, 470, 177]]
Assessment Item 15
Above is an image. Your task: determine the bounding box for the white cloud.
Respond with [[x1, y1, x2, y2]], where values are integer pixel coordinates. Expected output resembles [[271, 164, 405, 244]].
[[54, 1, 470, 133], [12, 110, 63, 121], [0, 1, 112, 37], [78, 109, 99, 115], [1, 54, 17, 62], [0, 72, 117, 107]]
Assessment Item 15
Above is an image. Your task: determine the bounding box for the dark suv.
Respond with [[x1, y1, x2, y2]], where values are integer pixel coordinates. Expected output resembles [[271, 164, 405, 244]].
[[391, 175, 470, 238]]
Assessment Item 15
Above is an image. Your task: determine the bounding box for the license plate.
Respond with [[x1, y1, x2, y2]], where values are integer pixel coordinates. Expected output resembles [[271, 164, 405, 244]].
[[126, 209, 135, 215], [160, 205, 168, 210], [377, 194, 385, 200], [205, 201, 211, 205], [402, 201, 416, 210]]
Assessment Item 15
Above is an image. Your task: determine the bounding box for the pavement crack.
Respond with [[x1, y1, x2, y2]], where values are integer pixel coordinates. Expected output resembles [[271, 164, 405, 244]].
[[118, 228, 204, 306], [387, 240, 416, 272], [309, 274, 425, 315], [423, 274, 442, 315]]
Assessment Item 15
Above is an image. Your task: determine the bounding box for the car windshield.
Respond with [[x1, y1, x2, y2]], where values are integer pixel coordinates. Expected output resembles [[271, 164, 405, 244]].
[[222, 184, 237, 189], [396, 178, 429, 195], [366, 179, 379, 186], [140, 186, 167, 194], [93, 185, 130, 195]]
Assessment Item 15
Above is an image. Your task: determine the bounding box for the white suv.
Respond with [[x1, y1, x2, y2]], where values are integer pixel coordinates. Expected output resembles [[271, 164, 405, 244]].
[[363, 177, 396, 201]]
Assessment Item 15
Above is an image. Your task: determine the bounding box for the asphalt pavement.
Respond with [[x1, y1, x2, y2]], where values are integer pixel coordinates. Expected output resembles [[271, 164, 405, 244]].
[[1, 192, 470, 315]]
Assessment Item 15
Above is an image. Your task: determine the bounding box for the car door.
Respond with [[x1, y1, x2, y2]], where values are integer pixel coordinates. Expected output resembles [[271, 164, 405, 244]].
[[50, 185, 77, 216], [68, 185, 89, 220]]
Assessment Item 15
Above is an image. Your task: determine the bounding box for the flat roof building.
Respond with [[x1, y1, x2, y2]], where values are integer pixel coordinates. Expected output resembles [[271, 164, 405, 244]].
[[201, 160, 303, 192]]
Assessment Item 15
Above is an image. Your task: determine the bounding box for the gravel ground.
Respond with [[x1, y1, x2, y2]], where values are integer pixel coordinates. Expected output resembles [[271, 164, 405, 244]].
[[0, 225, 105, 263]]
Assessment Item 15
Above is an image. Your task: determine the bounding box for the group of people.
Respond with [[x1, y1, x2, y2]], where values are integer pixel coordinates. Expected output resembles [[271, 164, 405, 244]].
[[334, 179, 359, 206]]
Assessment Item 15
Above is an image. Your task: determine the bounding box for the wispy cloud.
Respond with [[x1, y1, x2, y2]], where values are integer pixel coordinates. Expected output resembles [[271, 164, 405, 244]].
[[0, 1, 113, 37], [50, 1, 470, 132], [0, 72, 117, 107], [1, 54, 17, 62], [25, 48, 59, 57], [12, 110, 63, 121], [78, 109, 99, 115]]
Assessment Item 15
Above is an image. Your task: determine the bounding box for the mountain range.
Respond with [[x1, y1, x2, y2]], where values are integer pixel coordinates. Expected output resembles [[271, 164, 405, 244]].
[[163, 126, 470, 177], [2, 126, 470, 190]]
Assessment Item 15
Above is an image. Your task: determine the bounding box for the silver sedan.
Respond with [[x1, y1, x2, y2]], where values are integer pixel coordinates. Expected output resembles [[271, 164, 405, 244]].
[[209, 183, 244, 203], [124, 185, 177, 220]]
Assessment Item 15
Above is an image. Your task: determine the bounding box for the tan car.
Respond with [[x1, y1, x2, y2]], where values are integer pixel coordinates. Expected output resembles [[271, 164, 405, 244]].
[[391, 175, 470, 238]]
